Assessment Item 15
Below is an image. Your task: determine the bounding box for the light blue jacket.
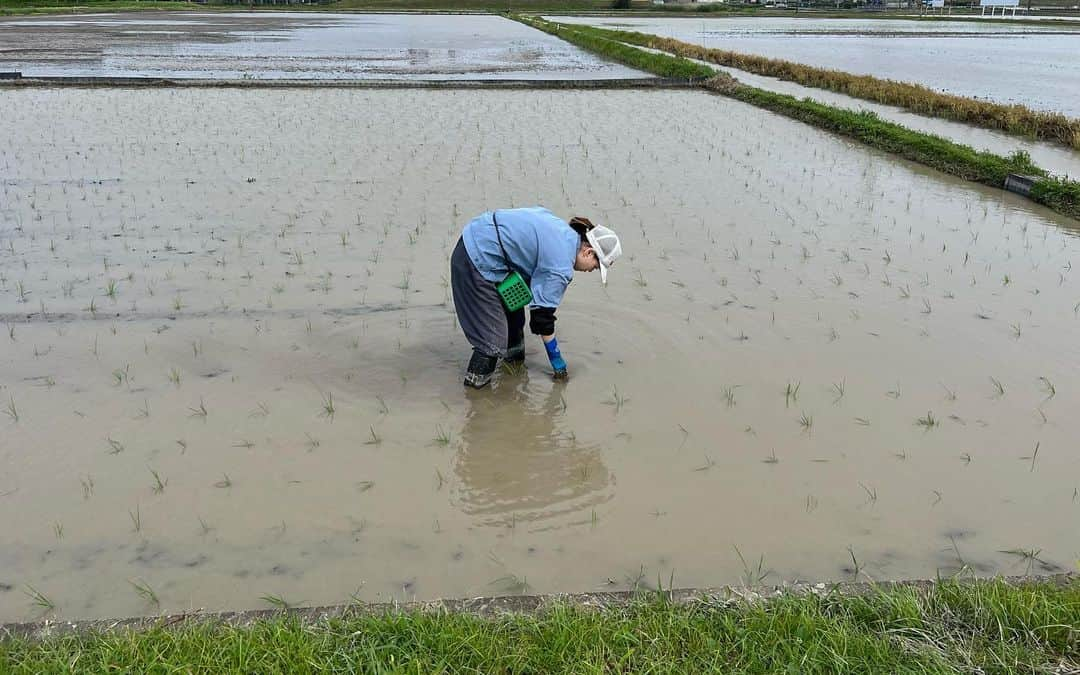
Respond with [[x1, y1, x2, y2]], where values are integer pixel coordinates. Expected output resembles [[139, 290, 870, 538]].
[[462, 206, 579, 309]]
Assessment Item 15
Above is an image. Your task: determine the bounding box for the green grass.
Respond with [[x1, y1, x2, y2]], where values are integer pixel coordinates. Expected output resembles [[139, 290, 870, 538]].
[[2, 577, 1078, 672], [518, 15, 715, 81]]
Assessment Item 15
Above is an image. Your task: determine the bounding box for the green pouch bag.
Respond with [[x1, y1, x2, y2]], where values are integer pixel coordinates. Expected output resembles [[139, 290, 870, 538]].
[[492, 211, 533, 312], [497, 270, 533, 312]]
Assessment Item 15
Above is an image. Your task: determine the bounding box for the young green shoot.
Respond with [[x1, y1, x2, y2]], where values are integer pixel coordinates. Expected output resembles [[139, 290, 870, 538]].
[[319, 391, 336, 419], [831, 378, 845, 403], [129, 579, 160, 608], [24, 585, 55, 612], [260, 594, 292, 610], [1038, 376, 1056, 400], [214, 473, 232, 489], [149, 469, 168, 494], [604, 385, 629, 413], [859, 482, 878, 507], [916, 411, 938, 429], [733, 545, 770, 587], [188, 397, 208, 419], [990, 376, 1006, 398], [784, 380, 800, 407], [433, 425, 451, 446]]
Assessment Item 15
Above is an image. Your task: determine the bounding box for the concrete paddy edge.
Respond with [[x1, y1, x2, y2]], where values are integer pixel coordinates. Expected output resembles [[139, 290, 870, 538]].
[[2, 573, 1075, 642], [0, 76, 685, 89]]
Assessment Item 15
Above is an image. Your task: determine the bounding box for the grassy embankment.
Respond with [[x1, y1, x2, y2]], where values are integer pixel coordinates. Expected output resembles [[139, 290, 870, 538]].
[[521, 17, 1080, 219], [2, 578, 1079, 673], [549, 23, 1080, 151]]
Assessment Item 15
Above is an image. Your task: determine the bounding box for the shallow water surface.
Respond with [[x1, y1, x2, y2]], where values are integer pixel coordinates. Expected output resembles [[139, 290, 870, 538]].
[[0, 12, 646, 80], [1, 88, 1079, 623], [547, 16, 1080, 115]]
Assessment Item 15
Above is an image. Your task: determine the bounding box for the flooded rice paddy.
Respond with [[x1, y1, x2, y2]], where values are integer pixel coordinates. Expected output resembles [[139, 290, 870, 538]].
[[0, 12, 645, 80], [547, 16, 1080, 116], [2, 87, 1079, 623]]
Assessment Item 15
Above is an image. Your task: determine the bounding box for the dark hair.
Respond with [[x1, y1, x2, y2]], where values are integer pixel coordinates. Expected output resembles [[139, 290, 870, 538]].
[[569, 216, 595, 243]]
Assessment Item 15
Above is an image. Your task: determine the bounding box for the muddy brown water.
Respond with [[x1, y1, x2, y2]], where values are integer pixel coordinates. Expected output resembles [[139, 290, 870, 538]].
[[0, 12, 646, 81], [1, 87, 1079, 623], [547, 16, 1080, 117]]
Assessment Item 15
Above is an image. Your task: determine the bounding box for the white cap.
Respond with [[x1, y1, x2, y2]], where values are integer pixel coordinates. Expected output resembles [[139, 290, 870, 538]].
[[585, 224, 622, 285]]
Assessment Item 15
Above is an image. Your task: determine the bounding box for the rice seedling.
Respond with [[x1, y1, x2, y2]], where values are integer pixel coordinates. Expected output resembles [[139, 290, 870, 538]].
[[433, 425, 451, 446], [3, 395, 17, 423], [188, 397, 208, 418], [364, 426, 382, 446], [941, 383, 957, 401], [858, 482, 878, 507], [733, 545, 770, 587], [81, 474, 94, 499], [990, 376, 1006, 398], [24, 585, 55, 612], [105, 279, 118, 299], [198, 517, 213, 536], [172, 295, 183, 312], [129, 505, 142, 533], [319, 391, 336, 419], [762, 449, 779, 464], [798, 412, 813, 434], [149, 468, 168, 494], [214, 473, 232, 489], [53, 521, 63, 540], [604, 385, 629, 413], [1010, 322, 1022, 339], [232, 440, 254, 449], [916, 411, 938, 429], [129, 579, 160, 608], [106, 437, 124, 455], [1038, 376, 1056, 400], [999, 548, 1046, 575], [1022, 441, 1041, 472], [304, 433, 320, 451], [886, 384, 902, 399], [693, 455, 715, 472], [356, 480, 376, 493], [720, 385, 738, 408], [831, 379, 845, 403], [784, 380, 800, 407], [260, 594, 292, 610], [846, 546, 862, 580], [376, 395, 389, 415]]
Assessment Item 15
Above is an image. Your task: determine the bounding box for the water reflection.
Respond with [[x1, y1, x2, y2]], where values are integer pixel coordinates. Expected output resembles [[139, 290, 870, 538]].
[[453, 372, 613, 529]]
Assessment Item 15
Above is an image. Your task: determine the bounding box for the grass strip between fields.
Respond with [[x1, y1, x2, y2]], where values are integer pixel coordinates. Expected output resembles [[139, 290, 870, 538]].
[[2, 577, 1079, 673], [520, 16, 1080, 220], [539, 21, 1080, 151]]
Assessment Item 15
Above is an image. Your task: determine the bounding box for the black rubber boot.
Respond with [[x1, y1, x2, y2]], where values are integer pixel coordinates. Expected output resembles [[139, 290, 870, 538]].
[[464, 350, 498, 389], [504, 340, 525, 364]]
